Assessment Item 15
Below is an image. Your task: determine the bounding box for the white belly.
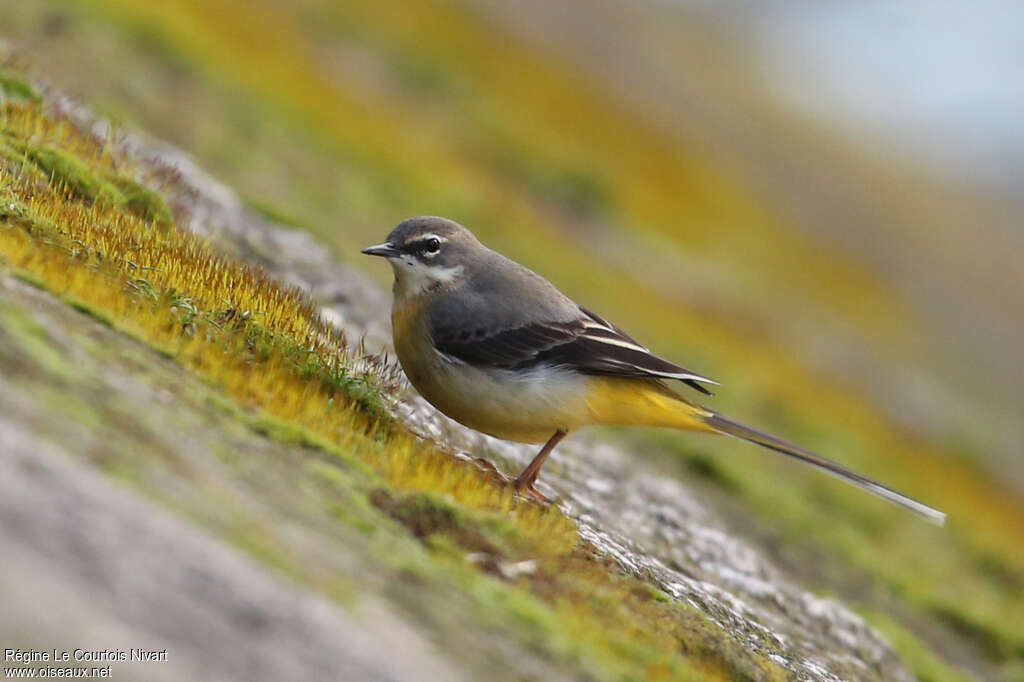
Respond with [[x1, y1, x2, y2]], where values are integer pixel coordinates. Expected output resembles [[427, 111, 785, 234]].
[[399, 343, 591, 443]]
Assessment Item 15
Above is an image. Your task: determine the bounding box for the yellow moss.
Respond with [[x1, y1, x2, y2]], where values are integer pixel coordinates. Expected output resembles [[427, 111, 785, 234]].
[[0, 100, 566, 542]]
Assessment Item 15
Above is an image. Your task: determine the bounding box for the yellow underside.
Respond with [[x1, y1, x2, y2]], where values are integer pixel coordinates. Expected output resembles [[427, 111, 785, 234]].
[[583, 376, 716, 433]]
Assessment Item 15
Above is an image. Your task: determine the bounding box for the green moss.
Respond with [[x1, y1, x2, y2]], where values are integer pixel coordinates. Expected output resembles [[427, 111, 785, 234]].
[[114, 175, 174, 228], [65, 299, 116, 328], [0, 73, 40, 103], [255, 328, 394, 421], [681, 452, 743, 491], [27, 144, 107, 201], [2, 132, 171, 229], [648, 586, 671, 603], [250, 413, 329, 449], [0, 303, 78, 378], [198, 390, 380, 482], [669, 602, 789, 682], [370, 489, 510, 556], [0, 188, 50, 232], [243, 196, 309, 230], [0, 143, 45, 184], [1005, 661, 1024, 682], [932, 603, 1023, 662], [11, 270, 49, 290]]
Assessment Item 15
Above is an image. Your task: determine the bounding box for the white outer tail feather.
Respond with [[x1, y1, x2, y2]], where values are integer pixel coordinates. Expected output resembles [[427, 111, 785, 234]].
[[703, 412, 946, 525]]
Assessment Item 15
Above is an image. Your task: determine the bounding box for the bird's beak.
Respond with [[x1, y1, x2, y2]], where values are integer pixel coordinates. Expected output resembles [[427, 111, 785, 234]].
[[361, 243, 401, 258]]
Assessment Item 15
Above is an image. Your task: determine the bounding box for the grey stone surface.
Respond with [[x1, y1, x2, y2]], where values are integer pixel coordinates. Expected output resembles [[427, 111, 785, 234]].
[[0, 415, 466, 682], [0, 273, 470, 682]]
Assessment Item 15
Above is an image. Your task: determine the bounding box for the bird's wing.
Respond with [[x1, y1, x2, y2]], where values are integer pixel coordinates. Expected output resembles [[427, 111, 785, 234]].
[[430, 303, 718, 395]]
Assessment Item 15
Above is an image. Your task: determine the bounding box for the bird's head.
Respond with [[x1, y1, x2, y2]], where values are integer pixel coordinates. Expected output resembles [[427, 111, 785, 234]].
[[362, 216, 479, 300]]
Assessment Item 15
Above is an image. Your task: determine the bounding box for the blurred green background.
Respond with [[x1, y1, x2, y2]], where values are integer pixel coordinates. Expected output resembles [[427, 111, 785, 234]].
[[3, 1, 1021, 679]]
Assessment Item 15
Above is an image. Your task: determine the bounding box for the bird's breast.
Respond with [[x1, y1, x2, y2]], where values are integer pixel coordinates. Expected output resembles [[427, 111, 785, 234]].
[[391, 307, 591, 442]]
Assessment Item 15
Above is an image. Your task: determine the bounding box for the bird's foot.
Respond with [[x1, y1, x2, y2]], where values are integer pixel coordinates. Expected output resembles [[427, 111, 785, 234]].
[[512, 476, 554, 505], [473, 458, 554, 504]]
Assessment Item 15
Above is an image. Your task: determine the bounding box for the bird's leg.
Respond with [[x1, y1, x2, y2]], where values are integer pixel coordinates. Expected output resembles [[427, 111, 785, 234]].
[[513, 430, 567, 501]]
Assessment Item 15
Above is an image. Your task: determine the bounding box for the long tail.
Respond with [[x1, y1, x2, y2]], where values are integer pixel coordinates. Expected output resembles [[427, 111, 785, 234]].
[[703, 412, 946, 525]]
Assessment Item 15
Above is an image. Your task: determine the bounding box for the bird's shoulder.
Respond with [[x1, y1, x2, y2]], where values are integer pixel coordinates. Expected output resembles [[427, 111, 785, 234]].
[[427, 248, 579, 335]]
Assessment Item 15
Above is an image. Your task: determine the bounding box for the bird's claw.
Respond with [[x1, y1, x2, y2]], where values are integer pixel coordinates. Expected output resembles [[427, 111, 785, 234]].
[[513, 477, 554, 505], [473, 458, 554, 504]]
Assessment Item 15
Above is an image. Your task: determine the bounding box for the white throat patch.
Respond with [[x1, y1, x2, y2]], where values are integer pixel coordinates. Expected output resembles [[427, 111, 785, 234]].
[[390, 256, 464, 300]]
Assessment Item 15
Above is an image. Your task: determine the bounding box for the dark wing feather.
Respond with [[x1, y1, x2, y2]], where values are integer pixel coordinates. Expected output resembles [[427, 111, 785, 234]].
[[432, 306, 718, 395], [432, 319, 581, 367]]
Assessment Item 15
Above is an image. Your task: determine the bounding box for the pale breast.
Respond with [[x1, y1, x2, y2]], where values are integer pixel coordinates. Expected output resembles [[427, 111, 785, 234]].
[[393, 305, 591, 442]]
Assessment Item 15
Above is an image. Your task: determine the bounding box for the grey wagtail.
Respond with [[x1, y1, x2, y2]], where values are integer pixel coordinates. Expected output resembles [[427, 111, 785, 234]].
[[363, 216, 945, 524]]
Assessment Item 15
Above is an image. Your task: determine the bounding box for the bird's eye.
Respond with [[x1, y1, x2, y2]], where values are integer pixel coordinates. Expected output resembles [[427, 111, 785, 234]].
[[424, 237, 441, 254]]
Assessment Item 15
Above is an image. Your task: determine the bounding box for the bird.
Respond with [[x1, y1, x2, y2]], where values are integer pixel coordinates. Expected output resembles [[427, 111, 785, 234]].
[[362, 216, 946, 525]]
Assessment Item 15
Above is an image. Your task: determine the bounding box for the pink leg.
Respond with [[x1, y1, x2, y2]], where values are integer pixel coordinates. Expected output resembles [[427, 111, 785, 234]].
[[513, 430, 568, 500]]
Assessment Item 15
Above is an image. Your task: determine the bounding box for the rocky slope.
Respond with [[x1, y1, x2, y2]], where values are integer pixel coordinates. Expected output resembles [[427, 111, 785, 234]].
[[2, 86, 920, 681]]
